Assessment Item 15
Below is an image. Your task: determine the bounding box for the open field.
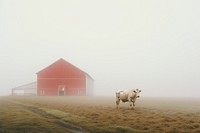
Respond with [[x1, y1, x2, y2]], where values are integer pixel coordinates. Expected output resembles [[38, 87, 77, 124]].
[[0, 96, 200, 133]]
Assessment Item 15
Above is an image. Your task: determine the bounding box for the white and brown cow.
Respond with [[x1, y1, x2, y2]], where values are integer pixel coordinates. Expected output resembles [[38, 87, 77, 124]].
[[116, 89, 141, 109]]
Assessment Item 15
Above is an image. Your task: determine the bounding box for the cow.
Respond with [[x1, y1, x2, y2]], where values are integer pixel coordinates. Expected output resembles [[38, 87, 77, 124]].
[[116, 89, 141, 109]]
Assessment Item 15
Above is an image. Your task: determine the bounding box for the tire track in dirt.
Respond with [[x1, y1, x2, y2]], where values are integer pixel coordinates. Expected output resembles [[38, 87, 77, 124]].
[[4, 99, 90, 133]]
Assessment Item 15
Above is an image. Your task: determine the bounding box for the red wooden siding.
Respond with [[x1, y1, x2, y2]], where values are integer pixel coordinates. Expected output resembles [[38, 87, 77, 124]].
[[37, 59, 93, 96]]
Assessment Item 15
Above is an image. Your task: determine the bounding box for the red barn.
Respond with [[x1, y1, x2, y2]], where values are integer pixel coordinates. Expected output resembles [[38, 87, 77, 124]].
[[37, 59, 94, 96]]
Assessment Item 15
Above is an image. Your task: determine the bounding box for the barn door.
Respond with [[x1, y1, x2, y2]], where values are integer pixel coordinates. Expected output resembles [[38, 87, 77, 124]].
[[58, 85, 65, 96]]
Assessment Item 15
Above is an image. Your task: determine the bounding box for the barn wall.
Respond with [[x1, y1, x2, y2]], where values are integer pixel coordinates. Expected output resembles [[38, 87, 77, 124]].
[[24, 89, 37, 96], [86, 75, 94, 96], [37, 60, 85, 79], [37, 78, 86, 96], [37, 59, 92, 96], [12, 82, 37, 96], [12, 90, 24, 96]]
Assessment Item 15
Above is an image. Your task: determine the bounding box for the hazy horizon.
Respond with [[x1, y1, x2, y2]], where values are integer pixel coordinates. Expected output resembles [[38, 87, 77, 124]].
[[1, 0, 200, 97]]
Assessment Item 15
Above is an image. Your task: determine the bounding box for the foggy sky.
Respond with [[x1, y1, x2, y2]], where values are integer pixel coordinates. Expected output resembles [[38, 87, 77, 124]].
[[0, 0, 200, 97]]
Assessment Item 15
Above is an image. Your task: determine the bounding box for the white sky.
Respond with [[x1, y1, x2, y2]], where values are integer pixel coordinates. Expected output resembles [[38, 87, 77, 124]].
[[0, 0, 200, 97]]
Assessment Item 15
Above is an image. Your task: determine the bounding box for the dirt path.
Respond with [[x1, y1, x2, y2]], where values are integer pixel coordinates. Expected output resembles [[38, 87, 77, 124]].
[[24, 105, 90, 133], [0, 98, 89, 133]]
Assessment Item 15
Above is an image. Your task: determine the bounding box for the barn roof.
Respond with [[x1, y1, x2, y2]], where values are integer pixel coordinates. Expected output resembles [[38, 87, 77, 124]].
[[37, 58, 94, 80], [12, 81, 37, 90]]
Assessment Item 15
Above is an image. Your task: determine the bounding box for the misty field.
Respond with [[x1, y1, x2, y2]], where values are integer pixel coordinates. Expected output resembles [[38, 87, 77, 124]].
[[0, 96, 200, 133]]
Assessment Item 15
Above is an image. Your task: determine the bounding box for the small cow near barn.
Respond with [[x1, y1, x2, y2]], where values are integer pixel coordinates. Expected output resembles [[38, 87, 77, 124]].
[[116, 89, 141, 109]]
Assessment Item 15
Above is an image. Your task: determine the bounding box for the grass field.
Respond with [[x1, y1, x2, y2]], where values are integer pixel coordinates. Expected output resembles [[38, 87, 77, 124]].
[[0, 96, 200, 133]]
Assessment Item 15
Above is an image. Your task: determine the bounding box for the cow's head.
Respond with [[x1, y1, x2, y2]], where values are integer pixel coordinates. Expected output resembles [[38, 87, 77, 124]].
[[133, 89, 141, 98]]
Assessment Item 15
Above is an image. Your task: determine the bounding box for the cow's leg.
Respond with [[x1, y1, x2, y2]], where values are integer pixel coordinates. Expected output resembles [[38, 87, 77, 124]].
[[116, 92, 121, 109], [132, 102, 135, 109], [128, 97, 134, 109], [116, 98, 120, 109], [129, 101, 133, 109]]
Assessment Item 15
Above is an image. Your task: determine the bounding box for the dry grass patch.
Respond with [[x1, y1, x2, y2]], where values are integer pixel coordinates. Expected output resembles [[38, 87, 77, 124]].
[[1, 96, 200, 133], [0, 97, 71, 133]]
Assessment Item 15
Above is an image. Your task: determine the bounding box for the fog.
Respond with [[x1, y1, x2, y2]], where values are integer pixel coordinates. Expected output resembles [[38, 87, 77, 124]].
[[0, 0, 200, 97]]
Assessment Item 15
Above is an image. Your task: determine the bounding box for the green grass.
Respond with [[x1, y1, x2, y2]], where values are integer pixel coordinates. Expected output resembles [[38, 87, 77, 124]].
[[38, 108, 145, 133], [40, 108, 87, 122], [108, 125, 145, 133]]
